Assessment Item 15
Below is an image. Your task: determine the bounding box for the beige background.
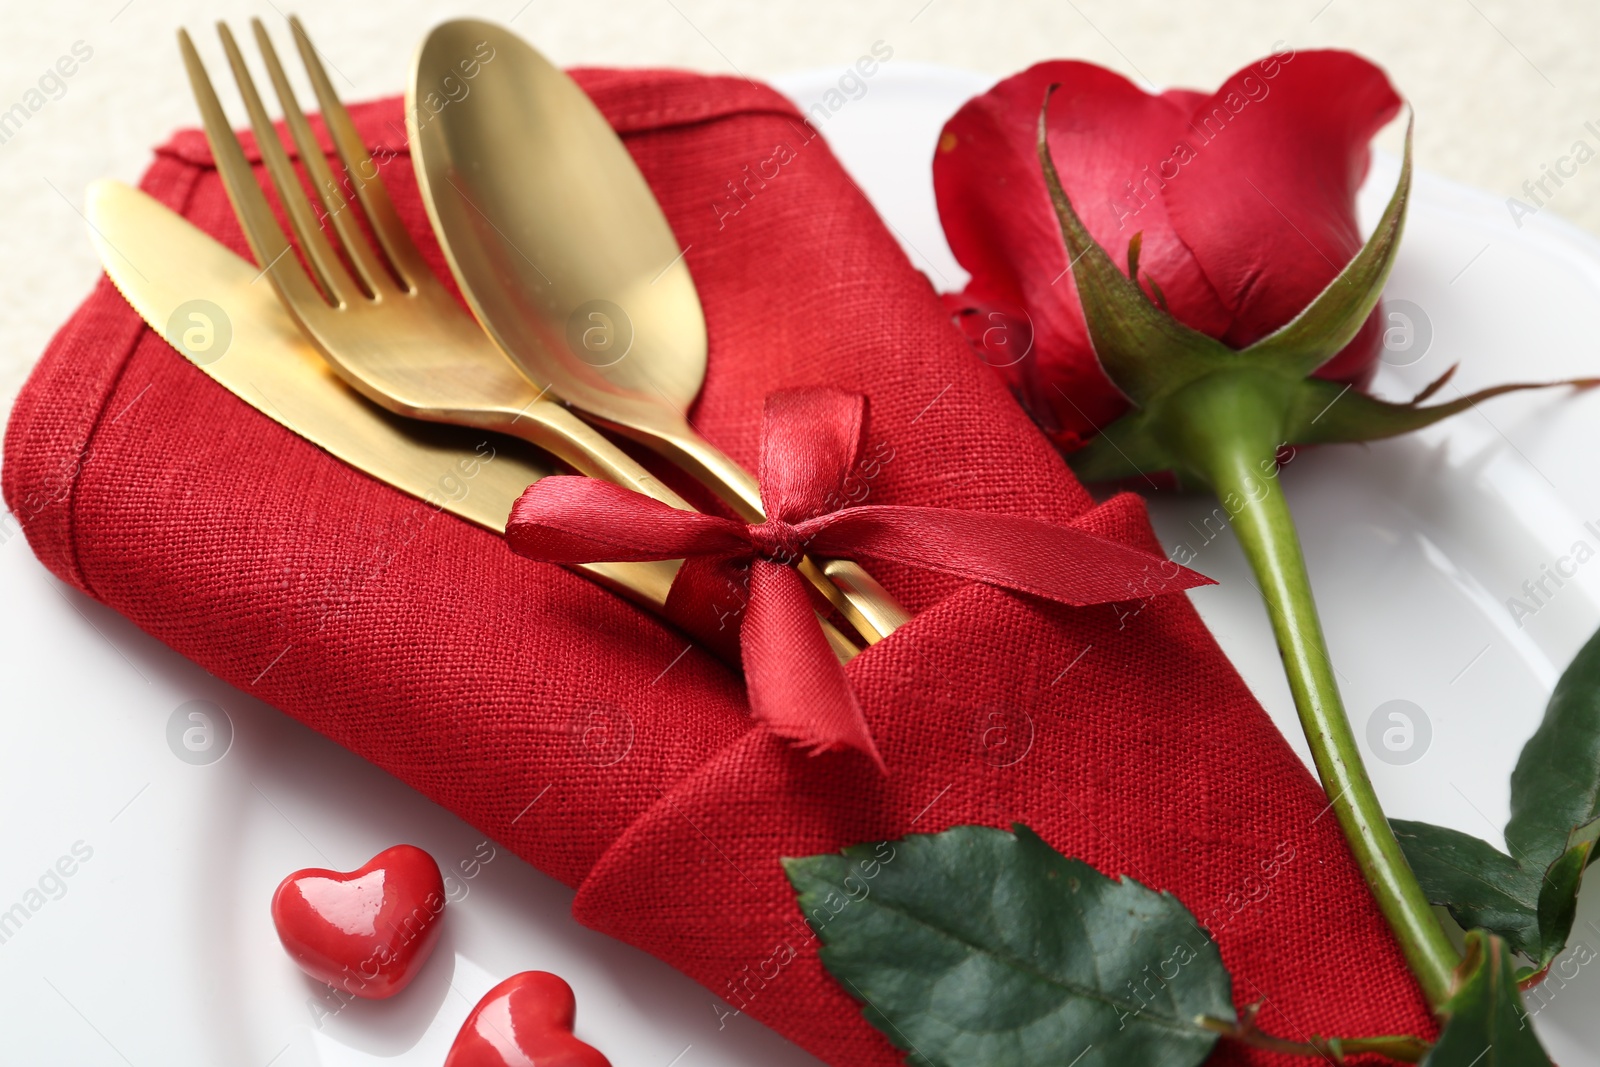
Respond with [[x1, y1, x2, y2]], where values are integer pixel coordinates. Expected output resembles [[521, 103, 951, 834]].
[[1, 0, 1594, 417]]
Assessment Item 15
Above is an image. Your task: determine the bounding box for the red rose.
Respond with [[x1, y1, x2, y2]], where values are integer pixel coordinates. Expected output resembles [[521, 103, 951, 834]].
[[934, 49, 1402, 449], [926, 47, 1591, 1038]]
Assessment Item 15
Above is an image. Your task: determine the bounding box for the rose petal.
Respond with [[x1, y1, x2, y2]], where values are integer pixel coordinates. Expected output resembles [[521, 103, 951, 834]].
[[1159, 49, 1402, 377], [935, 61, 1236, 446]]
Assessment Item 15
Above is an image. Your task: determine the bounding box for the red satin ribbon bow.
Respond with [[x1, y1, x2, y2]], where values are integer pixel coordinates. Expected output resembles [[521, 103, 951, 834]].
[[505, 388, 1210, 770]]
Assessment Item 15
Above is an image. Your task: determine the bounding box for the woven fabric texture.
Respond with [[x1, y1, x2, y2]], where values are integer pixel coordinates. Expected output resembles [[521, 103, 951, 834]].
[[2, 69, 1434, 1064]]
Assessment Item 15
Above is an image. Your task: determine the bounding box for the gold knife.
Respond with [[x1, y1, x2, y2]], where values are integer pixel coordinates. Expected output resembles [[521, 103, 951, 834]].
[[82, 179, 678, 612]]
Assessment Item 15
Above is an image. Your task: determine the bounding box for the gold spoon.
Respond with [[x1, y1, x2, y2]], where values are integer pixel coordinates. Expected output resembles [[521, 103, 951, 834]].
[[406, 19, 910, 644]]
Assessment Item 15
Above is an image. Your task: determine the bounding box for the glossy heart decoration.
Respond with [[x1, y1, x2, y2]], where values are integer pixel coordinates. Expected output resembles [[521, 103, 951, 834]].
[[445, 971, 611, 1067], [271, 843, 446, 999]]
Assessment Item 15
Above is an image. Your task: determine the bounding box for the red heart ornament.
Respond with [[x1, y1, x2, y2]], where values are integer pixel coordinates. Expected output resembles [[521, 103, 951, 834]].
[[270, 843, 446, 999], [445, 971, 611, 1067]]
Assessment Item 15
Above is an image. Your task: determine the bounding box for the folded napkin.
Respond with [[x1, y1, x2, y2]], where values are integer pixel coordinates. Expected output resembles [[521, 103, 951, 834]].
[[4, 69, 1434, 1063]]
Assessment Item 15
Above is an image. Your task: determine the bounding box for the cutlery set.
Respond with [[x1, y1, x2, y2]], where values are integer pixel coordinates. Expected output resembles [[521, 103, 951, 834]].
[[87, 16, 910, 657]]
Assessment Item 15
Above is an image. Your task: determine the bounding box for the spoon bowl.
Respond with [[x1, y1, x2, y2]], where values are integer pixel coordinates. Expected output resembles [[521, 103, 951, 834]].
[[409, 20, 706, 440]]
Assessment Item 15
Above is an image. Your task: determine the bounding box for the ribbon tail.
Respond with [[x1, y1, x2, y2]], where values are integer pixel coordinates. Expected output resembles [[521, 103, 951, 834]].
[[505, 476, 748, 563], [798, 505, 1213, 605], [741, 561, 885, 773]]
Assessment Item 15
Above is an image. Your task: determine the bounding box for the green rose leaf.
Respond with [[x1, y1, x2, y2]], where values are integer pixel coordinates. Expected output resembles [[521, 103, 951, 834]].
[[1395, 624, 1600, 973], [1421, 930, 1553, 1065], [782, 824, 1234, 1067], [1388, 822, 1543, 960]]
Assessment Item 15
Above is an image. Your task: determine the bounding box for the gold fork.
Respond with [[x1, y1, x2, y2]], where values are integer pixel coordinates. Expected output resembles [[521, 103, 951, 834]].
[[178, 17, 862, 659]]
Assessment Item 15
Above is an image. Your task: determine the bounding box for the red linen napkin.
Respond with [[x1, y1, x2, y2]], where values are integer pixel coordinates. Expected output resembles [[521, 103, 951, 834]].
[[3, 68, 1434, 1063]]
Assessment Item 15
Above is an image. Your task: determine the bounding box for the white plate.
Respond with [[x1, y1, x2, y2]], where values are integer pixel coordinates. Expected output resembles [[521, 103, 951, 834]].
[[3, 63, 1599, 1064]]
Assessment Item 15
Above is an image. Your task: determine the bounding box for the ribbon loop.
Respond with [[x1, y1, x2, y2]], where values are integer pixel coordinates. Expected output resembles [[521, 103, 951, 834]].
[[505, 387, 1212, 770], [758, 389, 865, 523]]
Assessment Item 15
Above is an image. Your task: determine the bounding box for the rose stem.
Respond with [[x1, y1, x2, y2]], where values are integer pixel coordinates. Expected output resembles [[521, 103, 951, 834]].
[[1170, 375, 1460, 1007], [1199, 1008, 1431, 1062]]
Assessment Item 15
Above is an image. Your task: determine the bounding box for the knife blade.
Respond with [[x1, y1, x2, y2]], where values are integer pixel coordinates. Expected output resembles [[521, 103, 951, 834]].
[[82, 179, 676, 611]]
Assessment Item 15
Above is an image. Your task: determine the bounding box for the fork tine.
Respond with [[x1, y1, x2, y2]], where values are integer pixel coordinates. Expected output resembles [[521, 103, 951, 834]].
[[250, 18, 391, 301], [216, 21, 358, 309], [288, 15, 431, 293], [177, 28, 323, 311]]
